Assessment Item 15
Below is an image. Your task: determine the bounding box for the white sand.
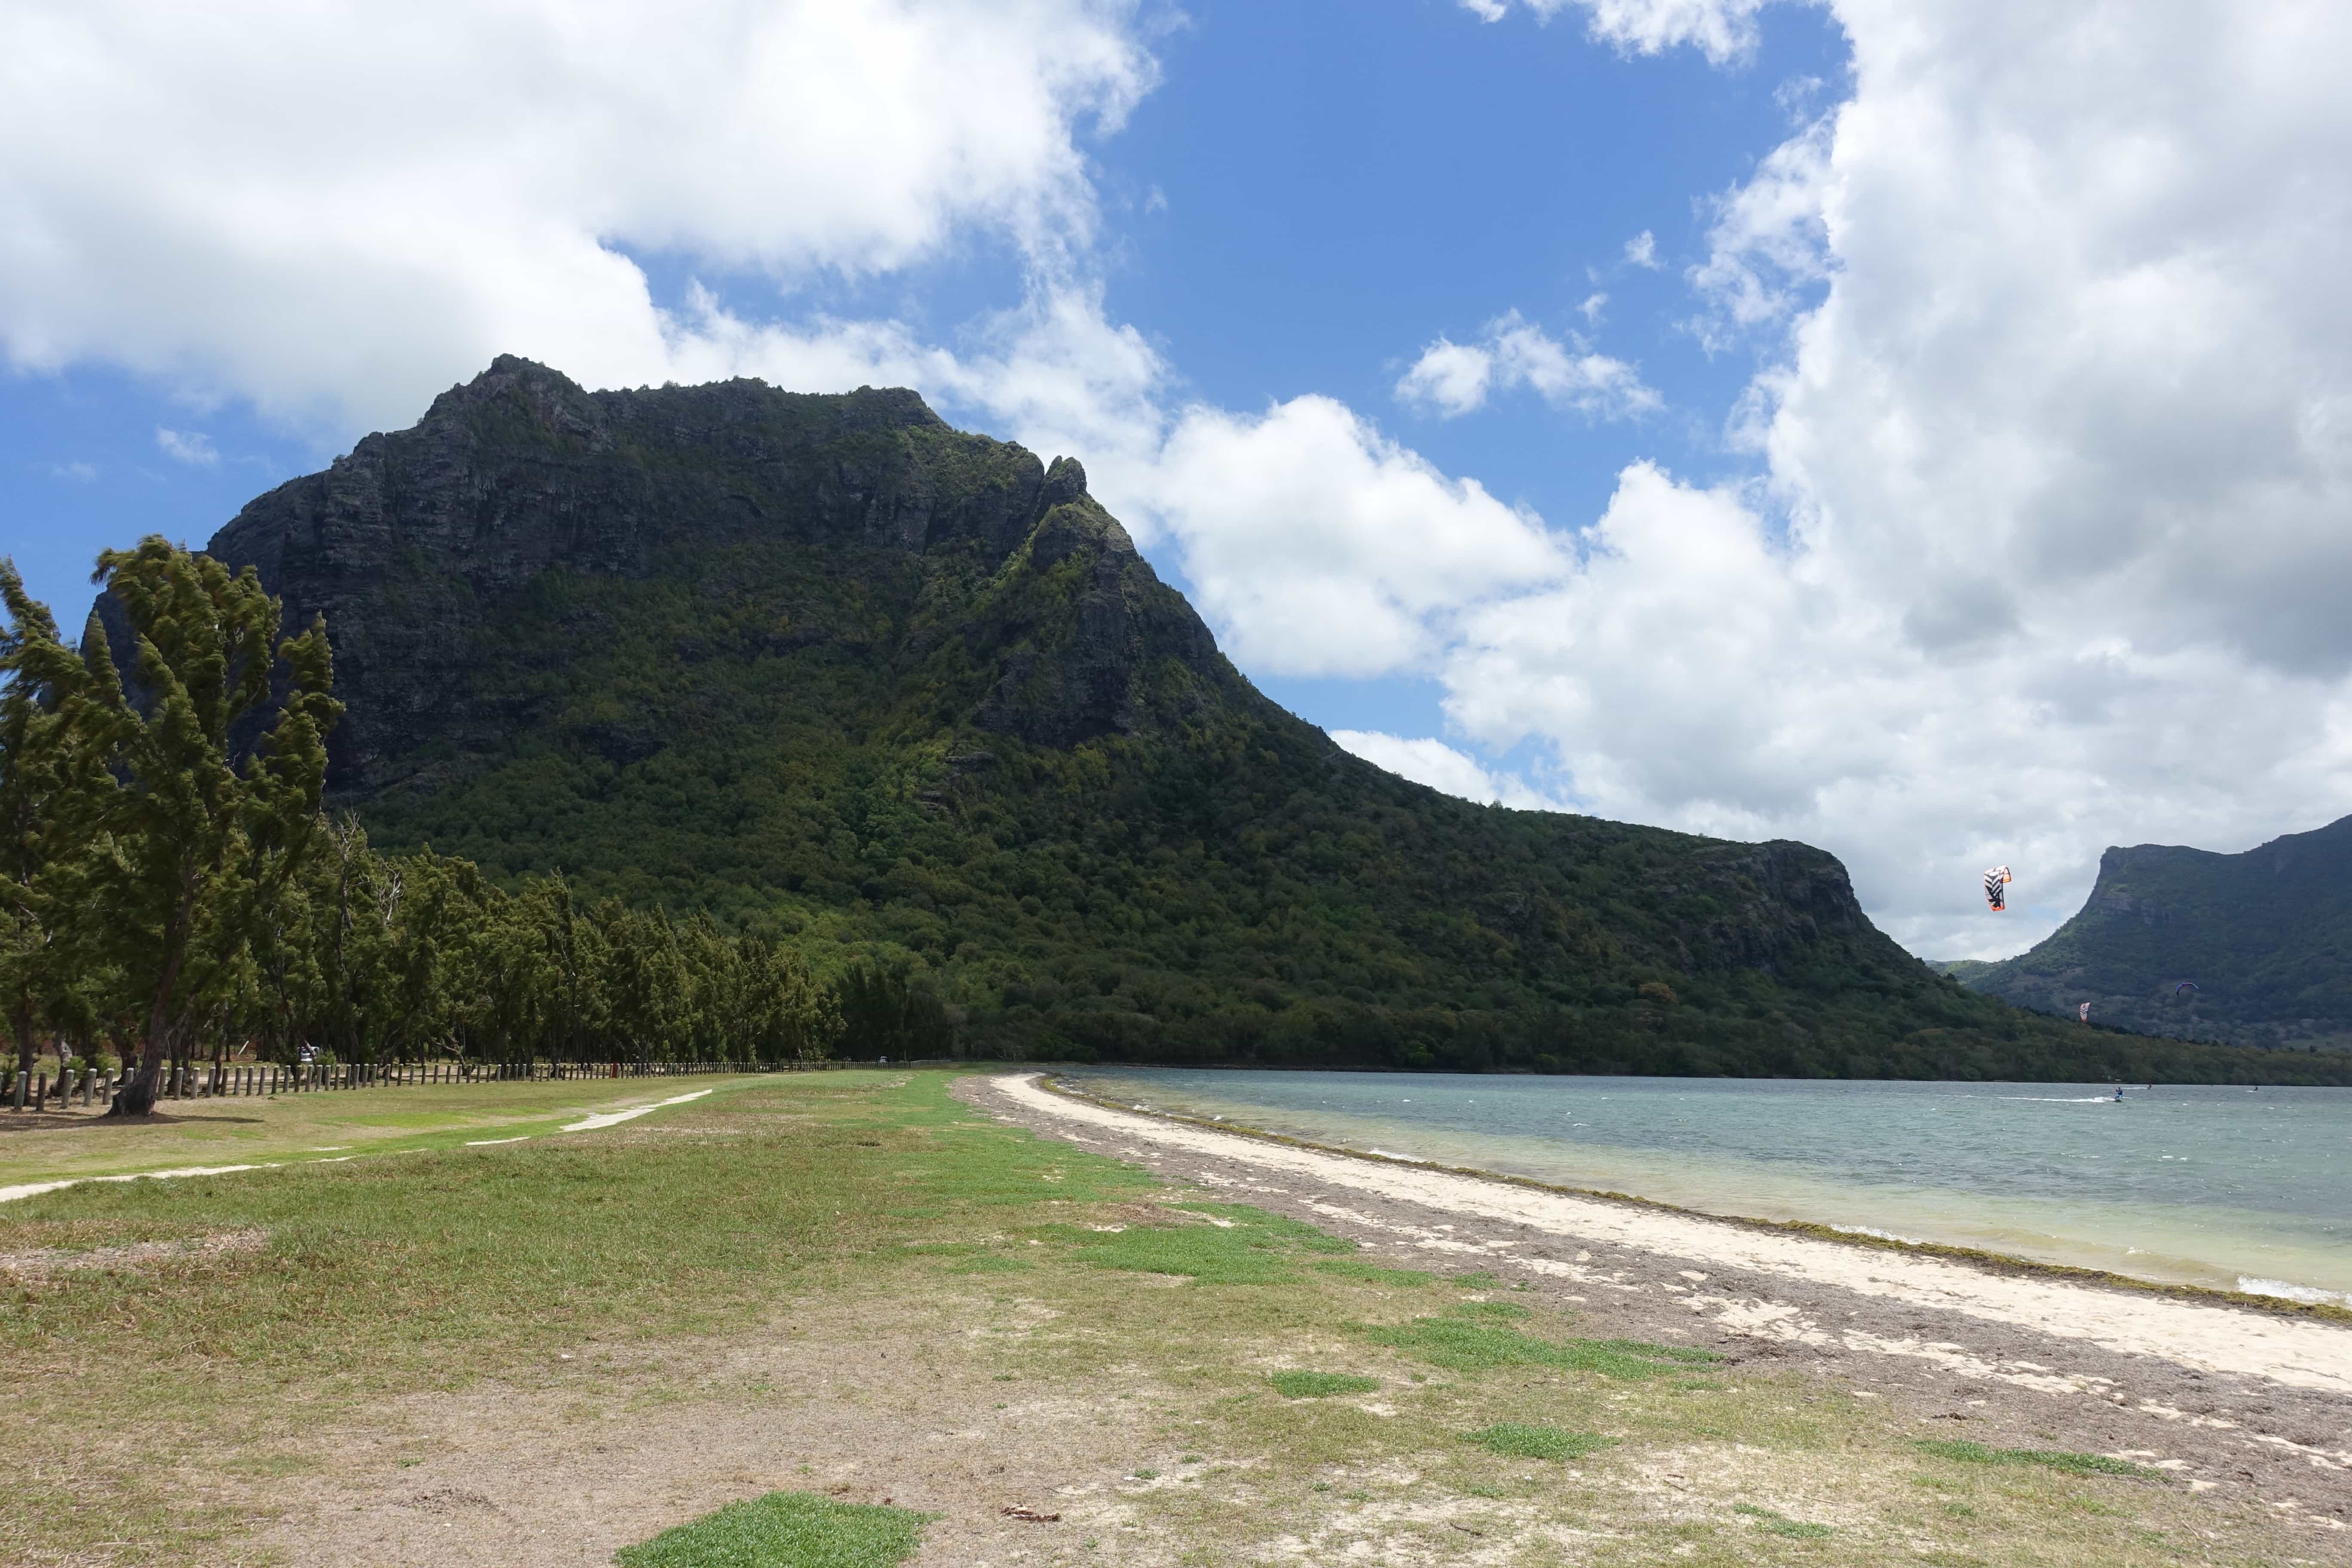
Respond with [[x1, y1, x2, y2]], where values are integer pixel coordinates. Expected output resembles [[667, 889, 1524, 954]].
[[994, 1073, 2352, 1399], [559, 1088, 712, 1132], [0, 1162, 275, 1205]]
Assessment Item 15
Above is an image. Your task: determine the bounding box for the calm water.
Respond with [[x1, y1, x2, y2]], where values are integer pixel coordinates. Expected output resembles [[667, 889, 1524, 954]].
[[1066, 1068, 2352, 1302]]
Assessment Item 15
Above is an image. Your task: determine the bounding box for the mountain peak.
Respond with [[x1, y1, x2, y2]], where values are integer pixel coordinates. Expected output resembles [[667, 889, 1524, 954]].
[[149, 362, 2300, 1081]]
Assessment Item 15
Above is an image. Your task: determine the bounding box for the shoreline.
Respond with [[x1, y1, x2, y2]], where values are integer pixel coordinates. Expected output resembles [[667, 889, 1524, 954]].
[[964, 1067, 2352, 1535], [971, 1066, 2352, 1400], [1040, 1072, 2352, 1328]]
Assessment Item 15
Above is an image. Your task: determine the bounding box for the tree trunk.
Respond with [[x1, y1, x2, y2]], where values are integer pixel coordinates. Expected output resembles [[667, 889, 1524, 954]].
[[9, 998, 31, 1112], [108, 1016, 177, 1117]]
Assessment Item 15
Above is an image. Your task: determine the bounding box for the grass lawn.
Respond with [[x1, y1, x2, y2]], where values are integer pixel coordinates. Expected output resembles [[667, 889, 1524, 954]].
[[0, 1074, 782, 1191], [0, 1070, 2300, 1565]]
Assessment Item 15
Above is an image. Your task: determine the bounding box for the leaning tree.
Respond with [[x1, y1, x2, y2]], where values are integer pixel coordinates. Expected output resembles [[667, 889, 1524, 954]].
[[86, 538, 341, 1116]]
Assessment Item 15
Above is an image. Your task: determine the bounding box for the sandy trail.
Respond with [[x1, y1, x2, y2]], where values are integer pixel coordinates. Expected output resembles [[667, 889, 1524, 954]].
[[991, 1073, 2352, 1400], [0, 1086, 724, 1205], [559, 1087, 713, 1132]]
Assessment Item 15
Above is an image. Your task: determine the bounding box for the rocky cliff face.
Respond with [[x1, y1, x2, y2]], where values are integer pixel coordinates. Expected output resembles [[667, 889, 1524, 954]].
[[196, 356, 1239, 795], [1957, 815, 2352, 1048], [86, 356, 2179, 1078]]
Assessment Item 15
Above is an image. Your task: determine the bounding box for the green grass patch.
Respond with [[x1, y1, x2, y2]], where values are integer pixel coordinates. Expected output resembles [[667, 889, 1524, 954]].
[[1462, 1424, 1614, 1461], [948, 1255, 1033, 1274], [1268, 1371, 1380, 1399], [1063, 1205, 1354, 1284], [616, 1491, 936, 1567], [1311, 1259, 1435, 1286], [1445, 1299, 1531, 1321], [1734, 1502, 1832, 1538], [1361, 1317, 1723, 1379], [1915, 1440, 2158, 1479]]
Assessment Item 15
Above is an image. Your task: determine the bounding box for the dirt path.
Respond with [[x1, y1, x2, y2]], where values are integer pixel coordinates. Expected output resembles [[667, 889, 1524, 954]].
[[971, 1072, 2352, 1535]]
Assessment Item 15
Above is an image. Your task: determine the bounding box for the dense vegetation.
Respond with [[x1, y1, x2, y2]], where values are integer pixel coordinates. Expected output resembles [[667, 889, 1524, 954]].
[[26, 358, 2343, 1089], [0, 545, 845, 1115], [1949, 816, 2352, 1050], [169, 356, 2343, 1086], [342, 552, 2349, 1084]]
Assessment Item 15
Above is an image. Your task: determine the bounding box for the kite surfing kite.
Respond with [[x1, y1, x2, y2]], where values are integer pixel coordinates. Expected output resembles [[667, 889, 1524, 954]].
[[1982, 865, 2012, 912], [2078, 1001, 2091, 1023], [2175, 981, 2200, 996]]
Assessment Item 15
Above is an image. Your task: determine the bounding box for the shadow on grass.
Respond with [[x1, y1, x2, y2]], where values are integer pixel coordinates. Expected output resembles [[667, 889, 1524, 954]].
[[0, 1111, 266, 1135]]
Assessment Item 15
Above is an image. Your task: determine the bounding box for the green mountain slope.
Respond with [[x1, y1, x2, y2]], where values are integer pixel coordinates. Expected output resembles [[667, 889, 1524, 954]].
[[1954, 817, 2352, 1050], [173, 358, 2349, 1082]]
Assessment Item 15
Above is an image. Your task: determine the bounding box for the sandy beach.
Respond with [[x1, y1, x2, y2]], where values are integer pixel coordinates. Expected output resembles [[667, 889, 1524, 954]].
[[971, 1071, 2352, 1537]]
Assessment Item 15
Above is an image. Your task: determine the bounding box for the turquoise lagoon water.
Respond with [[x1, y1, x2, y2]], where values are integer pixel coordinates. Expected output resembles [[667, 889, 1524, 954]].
[[1063, 1069, 2352, 1303]]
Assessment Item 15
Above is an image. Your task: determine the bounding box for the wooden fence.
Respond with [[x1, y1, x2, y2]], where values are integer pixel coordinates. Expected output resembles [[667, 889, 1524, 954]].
[[2, 1056, 847, 1113]]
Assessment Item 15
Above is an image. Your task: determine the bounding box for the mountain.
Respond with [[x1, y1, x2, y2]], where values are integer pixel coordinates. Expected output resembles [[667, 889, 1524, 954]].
[[1952, 816, 2352, 1050], [150, 357, 2351, 1083]]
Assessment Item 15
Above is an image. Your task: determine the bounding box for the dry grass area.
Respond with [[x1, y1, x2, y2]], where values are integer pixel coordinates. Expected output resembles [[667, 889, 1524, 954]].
[[0, 1071, 2326, 1567]]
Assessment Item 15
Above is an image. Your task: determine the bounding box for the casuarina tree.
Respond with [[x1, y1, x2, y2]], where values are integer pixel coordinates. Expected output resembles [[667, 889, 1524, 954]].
[[86, 538, 342, 1116], [0, 561, 110, 1105]]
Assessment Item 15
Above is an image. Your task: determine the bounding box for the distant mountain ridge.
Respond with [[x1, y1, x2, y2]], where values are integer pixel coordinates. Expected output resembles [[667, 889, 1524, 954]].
[[1950, 815, 2352, 1050], [118, 356, 2352, 1083]]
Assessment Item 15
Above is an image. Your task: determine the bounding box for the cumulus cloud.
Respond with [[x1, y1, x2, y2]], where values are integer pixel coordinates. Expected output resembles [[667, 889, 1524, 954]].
[[1686, 113, 1833, 349], [1412, 0, 2352, 959], [154, 428, 217, 466], [1330, 731, 1564, 810], [0, 0, 1154, 434], [1129, 397, 1564, 678], [1462, 0, 1766, 64], [1623, 230, 1660, 269], [1396, 311, 1659, 420]]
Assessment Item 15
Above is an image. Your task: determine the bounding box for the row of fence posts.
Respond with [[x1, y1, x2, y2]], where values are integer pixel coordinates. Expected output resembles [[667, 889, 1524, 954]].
[[1, 1055, 848, 1112]]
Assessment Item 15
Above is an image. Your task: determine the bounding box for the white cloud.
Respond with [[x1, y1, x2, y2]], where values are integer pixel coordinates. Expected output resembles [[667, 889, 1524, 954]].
[[154, 428, 217, 466], [1470, 0, 1767, 64], [1393, 340, 1496, 419], [0, 0, 1154, 435], [1425, 0, 2352, 960], [1330, 730, 1563, 810], [1686, 113, 1833, 349], [652, 292, 1572, 687], [48, 460, 97, 482], [1623, 230, 1660, 269], [1396, 311, 1659, 420], [1124, 396, 1565, 679]]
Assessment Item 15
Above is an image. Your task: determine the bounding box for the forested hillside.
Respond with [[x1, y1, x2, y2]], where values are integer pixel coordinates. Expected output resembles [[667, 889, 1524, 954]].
[[152, 358, 2352, 1082], [1952, 816, 2352, 1051]]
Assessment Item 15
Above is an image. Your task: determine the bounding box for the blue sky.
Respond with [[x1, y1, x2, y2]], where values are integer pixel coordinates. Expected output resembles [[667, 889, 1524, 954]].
[[5, 0, 2349, 959]]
